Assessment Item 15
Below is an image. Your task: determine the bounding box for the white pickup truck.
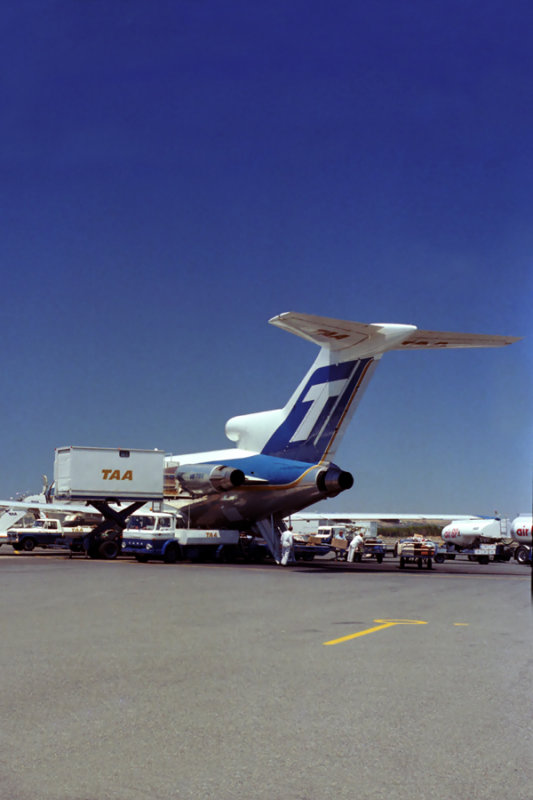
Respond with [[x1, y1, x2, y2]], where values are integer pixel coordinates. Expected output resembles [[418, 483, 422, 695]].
[[121, 510, 240, 563], [7, 516, 94, 552]]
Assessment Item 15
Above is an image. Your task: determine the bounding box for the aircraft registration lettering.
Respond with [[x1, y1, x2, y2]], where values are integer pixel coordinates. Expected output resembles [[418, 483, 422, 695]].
[[101, 469, 133, 481]]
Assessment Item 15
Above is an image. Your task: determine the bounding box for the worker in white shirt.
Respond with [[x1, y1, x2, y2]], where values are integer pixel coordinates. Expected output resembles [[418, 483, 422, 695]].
[[280, 527, 295, 566], [347, 531, 364, 562]]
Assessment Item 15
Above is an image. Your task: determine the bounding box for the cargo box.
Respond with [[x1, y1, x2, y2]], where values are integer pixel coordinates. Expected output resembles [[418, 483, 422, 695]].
[[331, 536, 348, 550], [54, 446, 165, 501]]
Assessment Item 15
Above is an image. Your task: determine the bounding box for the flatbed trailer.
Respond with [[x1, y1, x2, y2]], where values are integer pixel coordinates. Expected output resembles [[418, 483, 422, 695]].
[[350, 536, 387, 563], [292, 539, 332, 561]]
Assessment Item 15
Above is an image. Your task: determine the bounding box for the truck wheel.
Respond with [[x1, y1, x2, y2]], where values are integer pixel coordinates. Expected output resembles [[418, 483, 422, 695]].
[[434, 553, 445, 564], [417, 558, 423, 569], [376, 553, 383, 564], [515, 545, 530, 565], [22, 538, 36, 552], [163, 543, 178, 564], [399, 557, 405, 569], [477, 555, 490, 565], [98, 537, 120, 560], [426, 558, 432, 570]]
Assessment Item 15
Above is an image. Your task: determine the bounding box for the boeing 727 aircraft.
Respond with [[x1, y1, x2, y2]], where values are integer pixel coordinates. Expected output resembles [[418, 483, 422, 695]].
[[0, 312, 520, 561], [160, 312, 519, 559]]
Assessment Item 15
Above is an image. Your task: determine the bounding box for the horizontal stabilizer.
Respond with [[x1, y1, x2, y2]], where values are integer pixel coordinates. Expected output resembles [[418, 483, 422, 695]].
[[269, 312, 520, 354], [394, 328, 521, 349]]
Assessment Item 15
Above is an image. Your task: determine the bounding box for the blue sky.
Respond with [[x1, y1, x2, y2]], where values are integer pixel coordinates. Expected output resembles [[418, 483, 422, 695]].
[[1, 0, 531, 517]]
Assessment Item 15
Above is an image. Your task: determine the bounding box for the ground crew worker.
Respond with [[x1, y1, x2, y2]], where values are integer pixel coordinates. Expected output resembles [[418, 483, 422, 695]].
[[347, 531, 364, 562], [280, 527, 295, 566], [334, 528, 347, 560]]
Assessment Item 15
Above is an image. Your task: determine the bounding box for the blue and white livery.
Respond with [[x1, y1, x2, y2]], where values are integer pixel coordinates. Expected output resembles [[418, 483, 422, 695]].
[[163, 312, 519, 560]]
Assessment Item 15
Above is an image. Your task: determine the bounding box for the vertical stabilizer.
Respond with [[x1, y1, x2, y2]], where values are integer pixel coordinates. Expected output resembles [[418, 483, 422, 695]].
[[225, 313, 416, 462]]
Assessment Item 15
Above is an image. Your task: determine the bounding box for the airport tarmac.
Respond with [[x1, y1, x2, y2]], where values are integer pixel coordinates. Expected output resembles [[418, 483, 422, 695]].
[[0, 552, 531, 800]]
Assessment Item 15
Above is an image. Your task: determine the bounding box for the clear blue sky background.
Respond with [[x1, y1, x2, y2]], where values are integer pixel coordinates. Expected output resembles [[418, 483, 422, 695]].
[[1, 1, 531, 517]]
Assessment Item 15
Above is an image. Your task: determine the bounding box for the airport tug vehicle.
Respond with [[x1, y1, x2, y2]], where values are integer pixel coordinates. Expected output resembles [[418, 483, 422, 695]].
[[395, 535, 436, 569]]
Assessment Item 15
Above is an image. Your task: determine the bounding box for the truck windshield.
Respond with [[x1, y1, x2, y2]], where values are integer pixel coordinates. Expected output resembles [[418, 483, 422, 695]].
[[157, 517, 172, 530], [127, 516, 155, 530]]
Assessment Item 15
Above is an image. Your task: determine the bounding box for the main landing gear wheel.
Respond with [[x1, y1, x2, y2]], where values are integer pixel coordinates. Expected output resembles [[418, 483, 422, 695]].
[[426, 558, 432, 569], [417, 558, 423, 569], [399, 557, 405, 569]]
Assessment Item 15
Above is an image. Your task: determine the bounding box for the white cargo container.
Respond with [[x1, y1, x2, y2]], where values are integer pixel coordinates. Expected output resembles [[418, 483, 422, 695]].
[[54, 446, 165, 501]]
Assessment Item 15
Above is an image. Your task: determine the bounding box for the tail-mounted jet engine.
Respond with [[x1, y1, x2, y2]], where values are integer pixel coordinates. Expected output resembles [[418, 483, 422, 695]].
[[316, 466, 354, 497], [167, 464, 246, 496]]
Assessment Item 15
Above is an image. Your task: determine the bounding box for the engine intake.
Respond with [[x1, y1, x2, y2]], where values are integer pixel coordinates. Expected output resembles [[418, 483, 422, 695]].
[[173, 463, 245, 495], [316, 466, 354, 497]]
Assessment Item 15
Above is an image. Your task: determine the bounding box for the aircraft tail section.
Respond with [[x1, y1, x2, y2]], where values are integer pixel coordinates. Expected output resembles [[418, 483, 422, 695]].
[[225, 312, 520, 464]]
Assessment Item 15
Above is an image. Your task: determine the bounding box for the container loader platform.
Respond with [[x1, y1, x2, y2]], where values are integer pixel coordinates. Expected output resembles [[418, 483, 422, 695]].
[[54, 446, 166, 559]]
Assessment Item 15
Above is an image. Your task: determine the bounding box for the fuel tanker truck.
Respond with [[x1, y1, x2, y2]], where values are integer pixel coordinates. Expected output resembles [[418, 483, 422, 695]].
[[435, 518, 512, 564], [510, 514, 532, 564]]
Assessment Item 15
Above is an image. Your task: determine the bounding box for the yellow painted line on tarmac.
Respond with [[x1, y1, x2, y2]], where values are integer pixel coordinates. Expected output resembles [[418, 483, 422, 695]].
[[453, 623, 469, 626], [323, 618, 427, 646]]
